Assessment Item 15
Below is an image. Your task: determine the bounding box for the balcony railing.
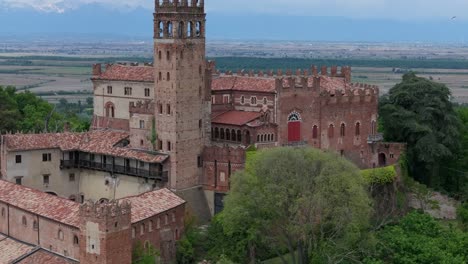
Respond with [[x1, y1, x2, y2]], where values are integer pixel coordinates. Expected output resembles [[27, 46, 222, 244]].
[[367, 133, 384, 144], [60, 160, 168, 181]]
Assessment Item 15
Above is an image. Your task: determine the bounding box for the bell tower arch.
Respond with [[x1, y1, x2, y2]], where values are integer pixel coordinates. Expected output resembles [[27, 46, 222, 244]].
[[154, 0, 210, 190]]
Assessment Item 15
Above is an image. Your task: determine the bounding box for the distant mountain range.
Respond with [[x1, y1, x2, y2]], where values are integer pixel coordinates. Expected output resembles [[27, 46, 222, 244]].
[[0, 4, 467, 43]]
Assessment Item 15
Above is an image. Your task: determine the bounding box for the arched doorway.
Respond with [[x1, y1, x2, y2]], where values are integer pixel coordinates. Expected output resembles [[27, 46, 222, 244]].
[[288, 112, 301, 142], [378, 153, 387, 167]]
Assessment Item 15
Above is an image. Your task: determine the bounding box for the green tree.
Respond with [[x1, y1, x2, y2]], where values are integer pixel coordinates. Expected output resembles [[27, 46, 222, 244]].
[[0, 86, 20, 133], [375, 211, 468, 264], [379, 73, 461, 189], [219, 147, 373, 264], [132, 241, 160, 264]]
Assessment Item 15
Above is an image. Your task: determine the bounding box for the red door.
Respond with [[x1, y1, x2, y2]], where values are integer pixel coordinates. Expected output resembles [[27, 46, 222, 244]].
[[288, 121, 301, 142]]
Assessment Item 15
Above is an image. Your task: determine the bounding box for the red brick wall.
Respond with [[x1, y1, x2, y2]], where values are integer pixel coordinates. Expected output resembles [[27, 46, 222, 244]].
[[91, 116, 130, 131], [277, 80, 379, 168], [0, 202, 80, 260], [131, 204, 185, 256], [202, 146, 245, 193]]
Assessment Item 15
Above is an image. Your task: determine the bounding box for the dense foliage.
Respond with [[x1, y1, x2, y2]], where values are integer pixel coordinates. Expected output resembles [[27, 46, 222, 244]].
[[214, 147, 373, 264], [132, 241, 159, 264], [379, 73, 462, 192], [373, 211, 468, 264], [361, 166, 397, 184], [0, 86, 90, 133]]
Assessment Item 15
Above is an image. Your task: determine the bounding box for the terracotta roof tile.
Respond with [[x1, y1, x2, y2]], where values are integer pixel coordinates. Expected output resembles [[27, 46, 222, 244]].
[[0, 180, 80, 227], [3, 131, 168, 164], [212, 110, 262, 126], [212, 76, 276, 93], [122, 188, 185, 224], [17, 249, 78, 264], [92, 64, 154, 82], [0, 236, 35, 263]]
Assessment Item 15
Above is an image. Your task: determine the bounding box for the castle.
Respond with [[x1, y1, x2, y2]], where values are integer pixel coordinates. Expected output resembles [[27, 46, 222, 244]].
[[0, 0, 404, 262]]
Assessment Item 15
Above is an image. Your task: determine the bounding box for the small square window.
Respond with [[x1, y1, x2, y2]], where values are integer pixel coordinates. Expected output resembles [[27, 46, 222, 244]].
[[107, 86, 113, 94], [15, 155, 22, 164], [43, 174, 50, 185], [69, 173, 75, 182], [124, 87, 132, 96], [42, 153, 51, 162], [144, 88, 150, 97], [15, 177, 22, 185]]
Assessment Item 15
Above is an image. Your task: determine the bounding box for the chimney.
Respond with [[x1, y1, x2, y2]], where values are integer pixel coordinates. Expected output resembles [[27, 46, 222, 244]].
[[92, 64, 102, 76]]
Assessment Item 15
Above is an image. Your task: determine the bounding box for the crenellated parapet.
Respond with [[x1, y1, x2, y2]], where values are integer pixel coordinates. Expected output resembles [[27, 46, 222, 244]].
[[219, 65, 352, 82], [79, 199, 131, 219], [129, 100, 155, 115], [319, 83, 379, 105]]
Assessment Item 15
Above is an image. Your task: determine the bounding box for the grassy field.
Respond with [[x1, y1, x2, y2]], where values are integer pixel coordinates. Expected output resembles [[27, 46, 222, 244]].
[[1, 55, 467, 104]]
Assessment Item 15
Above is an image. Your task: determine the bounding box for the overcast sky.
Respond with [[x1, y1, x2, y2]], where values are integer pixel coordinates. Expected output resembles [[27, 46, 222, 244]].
[[0, 0, 466, 21]]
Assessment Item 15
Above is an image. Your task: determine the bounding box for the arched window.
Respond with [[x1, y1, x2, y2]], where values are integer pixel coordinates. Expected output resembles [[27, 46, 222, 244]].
[[288, 112, 301, 121], [226, 129, 230, 140], [22, 216, 27, 226], [140, 223, 145, 235], [166, 51, 170, 60], [167, 72, 170, 81], [73, 235, 79, 245], [158, 21, 163, 38], [257, 135, 260, 142], [58, 229, 64, 240], [188, 21, 193, 37], [340, 123, 346, 137], [231, 130, 236, 141], [355, 122, 361, 136], [149, 220, 153, 232], [220, 128, 225, 140], [178, 21, 184, 38], [237, 130, 242, 142], [105, 102, 115, 118], [312, 125, 318, 139], [1, 208, 5, 217], [167, 21, 173, 38], [159, 72, 162, 81], [214, 127, 219, 139], [240, 96, 245, 104], [158, 50, 162, 60], [157, 218, 161, 229], [328, 124, 334, 138], [33, 220, 38, 230], [251, 97, 257, 105], [196, 21, 202, 37], [371, 120, 377, 135], [172, 212, 176, 222], [263, 97, 267, 105], [245, 130, 251, 144]]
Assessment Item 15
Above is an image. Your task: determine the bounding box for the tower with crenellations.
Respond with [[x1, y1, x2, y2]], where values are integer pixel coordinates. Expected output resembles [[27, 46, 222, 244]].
[[153, 0, 211, 190], [79, 200, 132, 264]]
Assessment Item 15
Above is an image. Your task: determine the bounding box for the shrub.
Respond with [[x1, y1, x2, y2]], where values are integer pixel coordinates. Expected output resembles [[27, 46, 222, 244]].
[[361, 165, 397, 184]]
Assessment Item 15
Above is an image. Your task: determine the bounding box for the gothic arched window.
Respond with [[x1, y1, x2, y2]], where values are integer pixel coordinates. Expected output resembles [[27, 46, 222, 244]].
[[355, 122, 361, 136], [288, 112, 301, 122], [328, 124, 334, 138], [340, 123, 346, 137], [312, 125, 318, 139]]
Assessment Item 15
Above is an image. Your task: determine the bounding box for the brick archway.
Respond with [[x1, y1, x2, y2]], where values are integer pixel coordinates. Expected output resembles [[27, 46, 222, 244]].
[[287, 111, 302, 142]]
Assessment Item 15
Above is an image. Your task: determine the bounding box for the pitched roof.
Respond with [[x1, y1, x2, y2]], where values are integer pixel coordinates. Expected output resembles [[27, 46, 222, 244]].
[[92, 64, 154, 82], [0, 180, 80, 227], [122, 188, 185, 224], [212, 111, 262, 126], [211, 76, 276, 93], [3, 131, 168, 164], [0, 234, 36, 264], [16, 249, 78, 264]]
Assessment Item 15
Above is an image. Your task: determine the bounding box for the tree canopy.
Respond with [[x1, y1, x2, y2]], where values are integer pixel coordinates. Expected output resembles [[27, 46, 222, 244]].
[[215, 147, 373, 264], [0, 86, 90, 134], [379, 73, 461, 189]]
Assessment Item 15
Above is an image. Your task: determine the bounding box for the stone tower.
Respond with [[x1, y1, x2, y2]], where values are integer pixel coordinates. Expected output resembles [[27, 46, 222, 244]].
[[79, 200, 132, 264], [154, 0, 210, 190]]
